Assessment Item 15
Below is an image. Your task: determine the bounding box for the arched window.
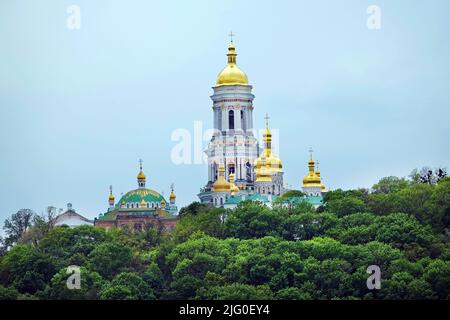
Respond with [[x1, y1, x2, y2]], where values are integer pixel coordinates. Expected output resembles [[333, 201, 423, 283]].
[[228, 110, 234, 130], [241, 110, 246, 131], [245, 162, 252, 182]]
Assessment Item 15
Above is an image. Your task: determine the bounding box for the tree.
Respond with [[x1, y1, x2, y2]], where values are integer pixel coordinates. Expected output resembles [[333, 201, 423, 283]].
[[197, 283, 274, 300], [88, 243, 133, 279], [224, 202, 284, 239], [0, 244, 57, 294], [43, 267, 104, 300], [326, 196, 367, 217], [3, 209, 36, 247], [0, 285, 19, 300], [100, 272, 155, 300], [410, 167, 448, 185], [372, 176, 409, 194]]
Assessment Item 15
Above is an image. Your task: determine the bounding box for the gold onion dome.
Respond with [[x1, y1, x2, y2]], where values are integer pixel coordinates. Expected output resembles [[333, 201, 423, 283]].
[[303, 157, 322, 186], [229, 173, 240, 194], [140, 199, 147, 207], [213, 164, 231, 192], [216, 41, 249, 86], [256, 163, 273, 182], [255, 115, 283, 174], [169, 190, 176, 201], [137, 170, 146, 181], [108, 186, 115, 202]]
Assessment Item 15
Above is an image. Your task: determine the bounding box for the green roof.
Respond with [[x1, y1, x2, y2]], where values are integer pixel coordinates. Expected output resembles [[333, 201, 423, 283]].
[[225, 193, 278, 205], [285, 196, 324, 206], [118, 188, 166, 205], [224, 193, 323, 206]]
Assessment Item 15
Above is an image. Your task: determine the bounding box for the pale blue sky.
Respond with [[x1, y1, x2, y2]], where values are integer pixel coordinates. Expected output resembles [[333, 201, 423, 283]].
[[0, 0, 449, 226]]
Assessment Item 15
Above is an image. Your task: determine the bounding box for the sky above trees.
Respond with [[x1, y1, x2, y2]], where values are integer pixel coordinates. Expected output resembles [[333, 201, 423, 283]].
[[0, 0, 449, 224]]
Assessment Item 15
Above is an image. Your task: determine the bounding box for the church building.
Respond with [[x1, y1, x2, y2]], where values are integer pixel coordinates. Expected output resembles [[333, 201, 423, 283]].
[[198, 36, 328, 209], [95, 161, 178, 231]]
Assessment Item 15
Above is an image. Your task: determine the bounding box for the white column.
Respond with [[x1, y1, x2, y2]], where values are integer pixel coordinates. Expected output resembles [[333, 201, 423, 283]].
[[213, 109, 218, 131]]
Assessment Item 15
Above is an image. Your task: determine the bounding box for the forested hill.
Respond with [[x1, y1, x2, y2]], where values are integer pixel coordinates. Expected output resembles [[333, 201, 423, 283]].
[[0, 173, 449, 300]]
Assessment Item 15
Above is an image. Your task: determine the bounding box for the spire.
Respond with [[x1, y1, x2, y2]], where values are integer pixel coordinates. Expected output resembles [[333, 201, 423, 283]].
[[108, 185, 115, 208], [263, 114, 272, 157], [229, 31, 234, 44], [308, 147, 315, 171], [169, 183, 176, 203], [315, 160, 321, 177], [137, 159, 146, 188], [227, 36, 237, 64]]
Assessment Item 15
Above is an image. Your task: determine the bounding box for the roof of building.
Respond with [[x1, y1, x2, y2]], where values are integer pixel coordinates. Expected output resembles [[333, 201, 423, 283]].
[[118, 188, 166, 206]]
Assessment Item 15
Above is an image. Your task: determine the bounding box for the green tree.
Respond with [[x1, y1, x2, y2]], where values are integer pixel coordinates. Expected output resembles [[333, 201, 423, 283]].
[[44, 267, 104, 300], [372, 176, 409, 194], [3, 209, 36, 247], [100, 272, 155, 300], [88, 243, 133, 279]]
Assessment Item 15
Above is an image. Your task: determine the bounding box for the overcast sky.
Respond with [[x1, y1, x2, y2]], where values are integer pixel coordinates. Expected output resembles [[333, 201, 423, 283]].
[[0, 0, 449, 228]]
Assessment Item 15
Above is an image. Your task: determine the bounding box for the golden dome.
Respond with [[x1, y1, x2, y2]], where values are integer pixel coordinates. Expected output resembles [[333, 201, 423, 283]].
[[229, 173, 240, 194], [216, 42, 249, 86], [256, 165, 272, 182], [160, 199, 166, 206], [213, 164, 231, 193], [303, 156, 322, 186], [169, 190, 176, 201], [137, 170, 146, 181], [140, 199, 147, 207], [255, 115, 283, 175], [108, 186, 115, 202]]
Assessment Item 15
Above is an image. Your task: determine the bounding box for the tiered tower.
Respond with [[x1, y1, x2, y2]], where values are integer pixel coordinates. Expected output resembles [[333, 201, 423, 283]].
[[199, 35, 259, 204], [254, 114, 284, 195]]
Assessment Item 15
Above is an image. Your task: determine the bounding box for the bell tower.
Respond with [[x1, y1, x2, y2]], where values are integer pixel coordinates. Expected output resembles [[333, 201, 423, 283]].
[[200, 35, 259, 205]]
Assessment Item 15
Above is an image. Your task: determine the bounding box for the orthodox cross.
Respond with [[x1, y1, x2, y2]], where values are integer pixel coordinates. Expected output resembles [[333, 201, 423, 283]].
[[109, 185, 113, 195], [309, 147, 314, 159], [264, 113, 270, 129], [229, 31, 235, 43], [170, 183, 174, 192], [139, 158, 143, 170]]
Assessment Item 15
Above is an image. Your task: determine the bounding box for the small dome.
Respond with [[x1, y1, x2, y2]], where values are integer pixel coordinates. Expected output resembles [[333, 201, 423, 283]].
[[137, 170, 146, 180], [256, 165, 272, 182], [216, 43, 249, 86], [108, 194, 115, 201], [169, 190, 176, 201], [213, 164, 231, 193]]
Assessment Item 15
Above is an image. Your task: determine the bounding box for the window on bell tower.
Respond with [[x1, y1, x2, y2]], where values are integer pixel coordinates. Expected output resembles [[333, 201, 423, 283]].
[[229, 110, 234, 130]]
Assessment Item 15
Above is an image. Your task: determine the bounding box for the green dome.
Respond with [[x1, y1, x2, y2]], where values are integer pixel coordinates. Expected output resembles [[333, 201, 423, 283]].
[[118, 188, 166, 206]]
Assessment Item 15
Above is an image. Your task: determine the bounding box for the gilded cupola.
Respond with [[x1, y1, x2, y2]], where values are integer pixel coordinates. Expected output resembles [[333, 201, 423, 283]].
[[216, 33, 249, 86], [302, 151, 322, 187], [228, 173, 240, 195], [213, 164, 231, 193]]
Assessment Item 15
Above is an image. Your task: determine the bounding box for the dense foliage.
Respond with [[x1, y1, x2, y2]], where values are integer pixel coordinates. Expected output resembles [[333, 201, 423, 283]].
[[0, 174, 449, 300]]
